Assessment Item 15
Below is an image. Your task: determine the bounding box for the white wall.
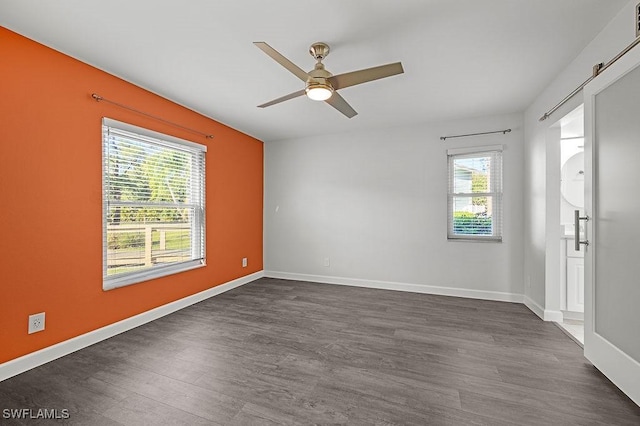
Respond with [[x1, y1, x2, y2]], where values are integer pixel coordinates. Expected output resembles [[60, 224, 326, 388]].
[[523, 1, 638, 313], [265, 113, 524, 301]]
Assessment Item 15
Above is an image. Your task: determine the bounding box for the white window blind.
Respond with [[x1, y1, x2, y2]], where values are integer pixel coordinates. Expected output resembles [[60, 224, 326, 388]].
[[102, 118, 206, 290], [447, 146, 503, 241]]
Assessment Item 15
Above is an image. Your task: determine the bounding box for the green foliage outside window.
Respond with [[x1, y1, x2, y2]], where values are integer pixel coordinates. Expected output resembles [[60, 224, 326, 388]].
[[452, 211, 493, 235], [106, 138, 192, 251], [471, 171, 487, 206]]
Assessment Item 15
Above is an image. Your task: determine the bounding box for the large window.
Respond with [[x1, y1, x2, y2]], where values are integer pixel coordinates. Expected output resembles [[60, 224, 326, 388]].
[[447, 146, 502, 241], [102, 118, 206, 290]]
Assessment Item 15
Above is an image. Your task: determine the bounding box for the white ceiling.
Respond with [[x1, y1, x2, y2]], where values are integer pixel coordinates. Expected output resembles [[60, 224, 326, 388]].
[[0, 0, 628, 142]]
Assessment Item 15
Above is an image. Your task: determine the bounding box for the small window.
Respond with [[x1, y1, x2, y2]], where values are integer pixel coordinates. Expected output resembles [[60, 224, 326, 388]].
[[102, 118, 206, 290], [447, 146, 503, 241]]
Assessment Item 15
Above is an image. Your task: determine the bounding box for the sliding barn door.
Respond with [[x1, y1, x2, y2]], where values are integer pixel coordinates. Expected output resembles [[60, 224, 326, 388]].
[[583, 44, 640, 406]]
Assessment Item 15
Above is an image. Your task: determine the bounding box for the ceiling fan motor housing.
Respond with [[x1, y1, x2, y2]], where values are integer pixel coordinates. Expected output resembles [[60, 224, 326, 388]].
[[306, 61, 334, 98]]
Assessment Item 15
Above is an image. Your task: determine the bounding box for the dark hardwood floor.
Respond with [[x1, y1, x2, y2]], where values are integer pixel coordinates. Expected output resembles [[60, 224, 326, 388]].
[[1, 277, 639, 425]]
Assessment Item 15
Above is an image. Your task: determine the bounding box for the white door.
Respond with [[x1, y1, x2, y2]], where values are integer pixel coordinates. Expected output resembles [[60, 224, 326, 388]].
[[583, 45, 640, 406]]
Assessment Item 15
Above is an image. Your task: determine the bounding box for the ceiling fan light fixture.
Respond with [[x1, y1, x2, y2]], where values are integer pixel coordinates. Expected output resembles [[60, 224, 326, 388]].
[[255, 41, 404, 117], [305, 82, 334, 101]]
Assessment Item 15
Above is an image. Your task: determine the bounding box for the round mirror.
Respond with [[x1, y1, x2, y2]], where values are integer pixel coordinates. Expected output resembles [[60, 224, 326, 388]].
[[561, 152, 584, 207]]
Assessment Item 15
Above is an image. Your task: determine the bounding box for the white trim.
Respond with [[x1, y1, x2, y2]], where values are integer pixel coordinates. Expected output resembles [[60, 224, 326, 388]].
[[524, 295, 544, 319], [0, 271, 264, 382], [446, 144, 504, 155], [104, 260, 205, 291], [585, 332, 640, 406], [265, 271, 523, 303], [562, 310, 584, 321], [524, 295, 564, 322], [544, 309, 564, 322], [555, 322, 584, 349], [103, 117, 207, 152]]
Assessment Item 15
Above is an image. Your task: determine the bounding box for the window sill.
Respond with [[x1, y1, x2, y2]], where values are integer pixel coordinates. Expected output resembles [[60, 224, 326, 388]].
[[103, 260, 205, 291], [448, 237, 502, 243]]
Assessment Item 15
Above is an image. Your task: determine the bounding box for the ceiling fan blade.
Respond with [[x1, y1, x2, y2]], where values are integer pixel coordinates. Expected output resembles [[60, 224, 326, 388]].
[[254, 42, 309, 82], [257, 89, 306, 108], [328, 62, 404, 90], [325, 92, 358, 118]]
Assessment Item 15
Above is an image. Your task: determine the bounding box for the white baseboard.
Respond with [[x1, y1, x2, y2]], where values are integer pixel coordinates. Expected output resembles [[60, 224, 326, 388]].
[[523, 295, 563, 322], [544, 309, 564, 322], [524, 295, 544, 319], [265, 271, 524, 303], [585, 332, 640, 406], [562, 310, 584, 321], [0, 271, 264, 382]]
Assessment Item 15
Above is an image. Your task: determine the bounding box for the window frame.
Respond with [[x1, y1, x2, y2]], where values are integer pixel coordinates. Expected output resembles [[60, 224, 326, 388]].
[[447, 145, 503, 242], [102, 118, 207, 290]]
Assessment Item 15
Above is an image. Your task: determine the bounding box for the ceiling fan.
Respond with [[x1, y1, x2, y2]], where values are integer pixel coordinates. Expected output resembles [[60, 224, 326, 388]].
[[254, 41, 404, 118]]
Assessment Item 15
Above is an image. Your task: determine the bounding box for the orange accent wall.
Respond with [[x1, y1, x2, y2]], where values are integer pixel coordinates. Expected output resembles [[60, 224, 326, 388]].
[[0, 27, 264, 364]]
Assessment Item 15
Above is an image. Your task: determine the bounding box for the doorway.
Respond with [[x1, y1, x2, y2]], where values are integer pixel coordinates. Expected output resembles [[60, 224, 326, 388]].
[[545, 105, 585, 346], [558, 106, 585, 344]]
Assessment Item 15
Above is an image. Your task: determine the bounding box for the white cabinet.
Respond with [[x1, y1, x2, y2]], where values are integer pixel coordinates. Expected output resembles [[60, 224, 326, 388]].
[[566, 239, 584, 313], [567, 257, 584, 312]]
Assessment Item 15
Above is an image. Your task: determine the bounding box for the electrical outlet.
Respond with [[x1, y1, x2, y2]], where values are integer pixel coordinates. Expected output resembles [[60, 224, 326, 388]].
[[28, 312, 45, 334], [324, 257, 330, 267], [242, 257, 248, 268]]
